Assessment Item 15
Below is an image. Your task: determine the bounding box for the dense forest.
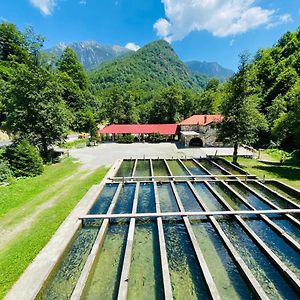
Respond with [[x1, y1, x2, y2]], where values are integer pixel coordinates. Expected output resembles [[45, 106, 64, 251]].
[[0, 21, 299, 178]]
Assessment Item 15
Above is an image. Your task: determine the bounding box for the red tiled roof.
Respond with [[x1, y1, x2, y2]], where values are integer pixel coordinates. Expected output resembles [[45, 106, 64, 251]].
[[179, 114, 223, 126], [99, 124, 178, 135]]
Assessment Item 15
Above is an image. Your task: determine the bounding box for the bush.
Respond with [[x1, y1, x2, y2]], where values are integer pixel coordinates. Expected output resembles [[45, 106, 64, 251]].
[[0, 158, 13, 182], [148, 133, 164, 143], [4, 140, 44, 177], [117, 134, 134, 143]]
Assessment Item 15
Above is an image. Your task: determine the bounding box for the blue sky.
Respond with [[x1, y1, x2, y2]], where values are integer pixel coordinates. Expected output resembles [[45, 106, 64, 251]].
[[0, 0, 299, 70]]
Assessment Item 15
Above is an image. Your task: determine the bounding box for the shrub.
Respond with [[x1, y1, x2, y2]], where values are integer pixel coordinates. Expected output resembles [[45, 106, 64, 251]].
[[148, 132, 164, 143], [117, 134, 134, 143], [0, 158, 13, 182], [4, 140, 44, 177]]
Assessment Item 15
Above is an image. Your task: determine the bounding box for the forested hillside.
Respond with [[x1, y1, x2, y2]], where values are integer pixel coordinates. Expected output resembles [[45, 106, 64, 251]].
[[91, 40, 207, 92], [249, 28, 300, 149]]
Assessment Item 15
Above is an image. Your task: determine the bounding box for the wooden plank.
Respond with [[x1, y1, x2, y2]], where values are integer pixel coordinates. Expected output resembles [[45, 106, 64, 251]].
[[215, 181, 300, 251], [117, 183, 140, 300], [71, 183, 123, 300], [131, 159, 138, 179], [80, 208, 300, 220], [186, 181, 269, 300], [255, 180, 300, 209], [238, 181, 300, 228], [178, 159, 194, 177], [110, 174, 253, 180], [149, 159, 154, 181], [170, 182, 221, 300], [204, 182, 300, 293], [154, 182, 173, 300], [163, 159, 173, 178]]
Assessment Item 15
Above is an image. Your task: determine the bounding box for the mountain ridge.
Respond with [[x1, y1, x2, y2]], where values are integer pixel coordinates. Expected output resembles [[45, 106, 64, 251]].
[[185, 60, 234, 81], [47, 40, 233, 80], [46, 41, 132, 70]]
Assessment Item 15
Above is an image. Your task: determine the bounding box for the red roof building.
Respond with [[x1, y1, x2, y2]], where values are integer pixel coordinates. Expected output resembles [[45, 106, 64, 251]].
[[99, 124, 178, 135], [180, 114, 223, 126]]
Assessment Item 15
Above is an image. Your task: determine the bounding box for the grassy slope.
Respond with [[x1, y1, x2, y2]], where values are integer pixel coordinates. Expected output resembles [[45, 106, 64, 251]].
[[0, 159, 108, 299], [226, 150, 300, 190]]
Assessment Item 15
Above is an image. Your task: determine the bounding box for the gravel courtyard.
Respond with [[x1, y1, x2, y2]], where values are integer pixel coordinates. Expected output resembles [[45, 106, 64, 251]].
[[68, 142, 254, 170]]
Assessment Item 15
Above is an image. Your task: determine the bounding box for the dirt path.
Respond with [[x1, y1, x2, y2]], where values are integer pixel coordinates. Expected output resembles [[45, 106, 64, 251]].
[[0, 170, 89, 252]]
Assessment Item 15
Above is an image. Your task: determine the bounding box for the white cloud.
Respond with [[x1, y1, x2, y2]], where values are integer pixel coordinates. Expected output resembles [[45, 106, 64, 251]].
[[29, 0, 57, 15], [79, 0, 87, 5], [154, 0, 275, 42], [125, 42, 140, 51], [267, 13, 293, 29], [153, 18, 171, 37]]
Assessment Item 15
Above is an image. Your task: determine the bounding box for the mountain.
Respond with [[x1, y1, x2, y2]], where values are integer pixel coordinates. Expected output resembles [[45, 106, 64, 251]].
[[90, 40, 208, 93], [185, 61, 234, 81], [46, 41, 131, 70]]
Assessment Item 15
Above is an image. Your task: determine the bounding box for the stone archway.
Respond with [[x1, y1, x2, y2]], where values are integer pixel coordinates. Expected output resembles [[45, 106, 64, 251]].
[[189, 137, 203, 147]]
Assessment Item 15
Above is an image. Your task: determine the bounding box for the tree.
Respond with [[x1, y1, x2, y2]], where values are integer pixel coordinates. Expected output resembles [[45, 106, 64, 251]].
[[4, 64, 72, 159], [218, 53, 267, 164], [57, 47, 89, 90], [0, 22, 29, 63], [149, 85, 183, 123], [4, 139, 43, 177]]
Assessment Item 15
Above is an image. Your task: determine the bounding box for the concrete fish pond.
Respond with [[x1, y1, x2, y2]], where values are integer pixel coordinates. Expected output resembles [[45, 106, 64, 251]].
[[6, 158, 300, 300]]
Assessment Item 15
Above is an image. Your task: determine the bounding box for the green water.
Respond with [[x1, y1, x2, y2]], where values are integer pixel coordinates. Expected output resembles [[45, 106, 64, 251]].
[[157, 183, 179, 213], [134, 159, 151, 179], [113, 184, 136, 214], [166, 160, 189, 178], [219, 217, 299, 299], [193, 182, 225, 211], [244, 217, 300, 278], [175, 182, 202, 212], [191, 219, 254, 299], [127, 220, 164, 299], [137, 183, 156, 213], [270, 217, 300, 244], [163, 220, 210, 299], [228, 182, 272, 210], [215, 159, 244, 175], [83, 221, 129, 300], [181, 160, 208, 176], [265, 182, 300, 205], [176, 182, 255, 298], [246, 181, 297, 209], [198, 159, 225, 175], [152, 159, 170, 181], [209, 182, 250, 210], [84, 184, 135, 299], [40, 184, 118, 300], [115, 160, 134, 177]]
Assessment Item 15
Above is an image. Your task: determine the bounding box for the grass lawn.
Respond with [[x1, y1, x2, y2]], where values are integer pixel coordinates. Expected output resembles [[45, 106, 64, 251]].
[[59, 138, 88, 149], [0, 158, 108, 299], [225, 151, 300, 190]]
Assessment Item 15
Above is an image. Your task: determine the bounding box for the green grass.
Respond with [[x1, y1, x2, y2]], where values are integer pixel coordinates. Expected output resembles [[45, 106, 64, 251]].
[[0, 160, 108, 299], [59, 138, 88, 149], [225, 156, 300, 190], [0, 158, 78, 218]]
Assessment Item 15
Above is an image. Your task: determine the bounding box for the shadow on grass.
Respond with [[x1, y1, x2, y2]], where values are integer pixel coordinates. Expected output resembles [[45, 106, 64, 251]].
[[253, 164, 300, 181]]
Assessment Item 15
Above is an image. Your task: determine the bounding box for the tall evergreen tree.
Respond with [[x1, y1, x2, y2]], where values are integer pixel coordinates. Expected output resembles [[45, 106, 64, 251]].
[[57, 47, 89, 90]]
